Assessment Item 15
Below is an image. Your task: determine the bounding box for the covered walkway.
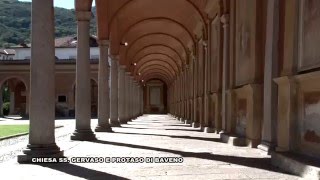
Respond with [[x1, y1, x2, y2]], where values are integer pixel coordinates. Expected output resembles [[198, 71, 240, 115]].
[[0, 115, 299, 179]]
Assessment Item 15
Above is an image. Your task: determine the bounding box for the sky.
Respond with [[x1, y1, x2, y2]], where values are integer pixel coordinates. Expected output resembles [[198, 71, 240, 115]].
[[19, 0, 95, 9]]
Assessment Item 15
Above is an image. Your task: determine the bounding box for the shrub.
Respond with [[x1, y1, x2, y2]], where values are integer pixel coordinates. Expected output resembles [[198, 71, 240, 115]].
[[2, 102, 10, 116]]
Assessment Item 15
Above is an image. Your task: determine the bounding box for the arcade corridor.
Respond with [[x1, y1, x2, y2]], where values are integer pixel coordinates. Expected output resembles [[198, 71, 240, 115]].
[[1, 0, 320, 178]]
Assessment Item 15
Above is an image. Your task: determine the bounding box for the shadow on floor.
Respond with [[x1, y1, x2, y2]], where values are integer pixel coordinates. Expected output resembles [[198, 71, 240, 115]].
[[93, 140, 293, 175], [119, 126, 151, 130], [115, 132, 222, 143], [40, 163, 128, 180], [132, 120, 182, 124], [120, 125, 202, 132], [164, 128, 202, 132], [164, 124, 191, 127]]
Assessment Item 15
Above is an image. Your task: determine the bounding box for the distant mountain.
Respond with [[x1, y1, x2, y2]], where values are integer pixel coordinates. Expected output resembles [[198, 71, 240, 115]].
[[0, 0, 96, 47]]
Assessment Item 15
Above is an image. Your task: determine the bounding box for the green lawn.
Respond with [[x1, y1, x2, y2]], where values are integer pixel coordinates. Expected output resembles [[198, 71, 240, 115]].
[[0, 125, 29, 138]]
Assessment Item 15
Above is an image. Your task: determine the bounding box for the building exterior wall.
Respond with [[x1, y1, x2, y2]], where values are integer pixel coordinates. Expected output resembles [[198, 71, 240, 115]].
[[11, 47, 99, 60], [0, 62, 98, 117]]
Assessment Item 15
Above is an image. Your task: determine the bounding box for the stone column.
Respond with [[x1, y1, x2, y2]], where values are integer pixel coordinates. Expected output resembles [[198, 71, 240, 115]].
[[192, 59, 200, 128], [132, 82, 136, 117], [71, 11, 96, 141], [0, 88, 3, 116], [133, 81, 138, 118], [140, 86, 143, 115], [18, 0, 63, 163], [95, 40, 112, 132], [137, 85, 140, 115], [136, 84, 140, 116], [203, 41, 214, 133], [127, 76, 133, 120], [130, 77, 135, 119], [181, 72, 185, 121], [125, 72, 131, 122], [110, 55, 121, 127], [259, 0, 279, 151], [9, 91, 15, 115], [221, 14, 230, 132], [118, 65, 126, 124]]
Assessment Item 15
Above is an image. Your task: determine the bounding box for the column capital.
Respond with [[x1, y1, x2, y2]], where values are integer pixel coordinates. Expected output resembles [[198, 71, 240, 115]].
[[220, 14, 230, 25], [126, 71, 131, 76], [202, 40, 208, 47], [76, 11, 91, 21], [98, 40, 110, 47]]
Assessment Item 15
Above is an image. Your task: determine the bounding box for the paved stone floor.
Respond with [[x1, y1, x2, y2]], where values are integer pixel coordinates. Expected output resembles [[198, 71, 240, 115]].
[[0, 115, 301, 180]]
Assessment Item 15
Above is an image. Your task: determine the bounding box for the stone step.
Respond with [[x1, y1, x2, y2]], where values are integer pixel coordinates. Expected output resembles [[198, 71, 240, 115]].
[[271, 151, 320, 179], [220, 133, 248, 147]]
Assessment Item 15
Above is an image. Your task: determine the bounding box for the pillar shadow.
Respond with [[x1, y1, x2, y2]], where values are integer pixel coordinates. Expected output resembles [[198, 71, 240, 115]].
[[119, 127, 152, 130], [164, 128, 202, 132], [165, 124, 191, 127], [120, 126, 201, 132], [40, 163, 128, 180], [115, 132, 222, 143], [93, 140, 295, 175]]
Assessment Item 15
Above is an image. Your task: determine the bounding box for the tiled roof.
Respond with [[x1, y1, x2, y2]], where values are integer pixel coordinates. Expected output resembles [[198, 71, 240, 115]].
[[10, 35, 98, 48], [0, 49, 15, 55]]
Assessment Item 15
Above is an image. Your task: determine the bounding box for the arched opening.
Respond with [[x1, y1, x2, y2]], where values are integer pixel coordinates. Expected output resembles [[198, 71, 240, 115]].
[[90, 79, 98, 117], [143, 79, 167, 114], [0, 78, 27, 117]]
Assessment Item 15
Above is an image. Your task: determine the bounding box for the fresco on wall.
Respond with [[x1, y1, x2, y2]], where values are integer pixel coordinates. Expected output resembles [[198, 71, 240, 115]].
[[236, 99, 247, 137], [301, 0, 320, 70], [239, 24, 251, 58], [303, 92, 320, 144]]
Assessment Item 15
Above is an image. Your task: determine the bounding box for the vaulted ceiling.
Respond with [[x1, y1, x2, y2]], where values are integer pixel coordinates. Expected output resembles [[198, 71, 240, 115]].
[[76, 0, 227, 85]]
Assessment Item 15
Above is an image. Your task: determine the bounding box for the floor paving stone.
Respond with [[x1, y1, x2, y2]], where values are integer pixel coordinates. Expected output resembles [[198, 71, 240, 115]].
[[0, 115, 301, 179]]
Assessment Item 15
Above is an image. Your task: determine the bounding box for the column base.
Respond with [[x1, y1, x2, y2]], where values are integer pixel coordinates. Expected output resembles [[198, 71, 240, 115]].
[[184, 119, 192, 125], [109, 120, 121, 127], [71, 129, 97, 141], [200, 125, 205, 131], [95, 124, 113, 132], [203, 127, 215, 133], [258, 141, 275, 153], [119, 119, 127, 124], [192, 122, 200, 128], [18, 143, 64, 164]]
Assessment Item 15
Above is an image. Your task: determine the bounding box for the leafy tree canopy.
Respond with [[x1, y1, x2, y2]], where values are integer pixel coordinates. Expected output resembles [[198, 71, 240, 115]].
[[0, 0, 96, 47]]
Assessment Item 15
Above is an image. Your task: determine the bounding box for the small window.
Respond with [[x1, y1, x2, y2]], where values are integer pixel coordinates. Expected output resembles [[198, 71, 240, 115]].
[[58, 95, 67, 103]]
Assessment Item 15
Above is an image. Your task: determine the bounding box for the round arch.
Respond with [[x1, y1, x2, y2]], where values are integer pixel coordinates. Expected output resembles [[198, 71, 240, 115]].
[[133, 58, 179, 76], [130, 45, 183, 69], [139, 69, 173, 82], [136, 64, 176, 79], [125, 34, 187, 65]]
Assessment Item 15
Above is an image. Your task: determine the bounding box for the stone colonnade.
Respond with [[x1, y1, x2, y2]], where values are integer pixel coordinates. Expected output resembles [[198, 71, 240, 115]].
[[168, 0, 278, 150], [17, 0, 143, 163]]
